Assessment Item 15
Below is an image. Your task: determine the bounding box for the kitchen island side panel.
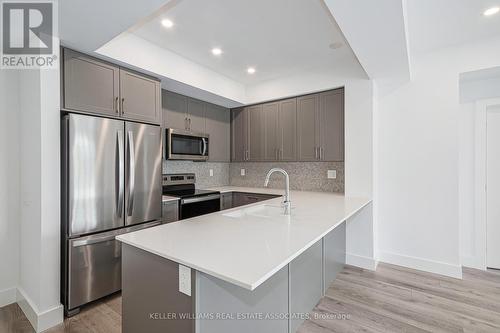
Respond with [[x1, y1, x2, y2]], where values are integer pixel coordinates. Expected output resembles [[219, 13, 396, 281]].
[[196, 266, 289, 333], [323, 221, 346, 293], [122, 244, 196, 333]]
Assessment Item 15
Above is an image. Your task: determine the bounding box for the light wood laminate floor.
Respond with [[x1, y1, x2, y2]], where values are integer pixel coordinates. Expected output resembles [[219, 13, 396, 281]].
[[1, 264, 500, 332]]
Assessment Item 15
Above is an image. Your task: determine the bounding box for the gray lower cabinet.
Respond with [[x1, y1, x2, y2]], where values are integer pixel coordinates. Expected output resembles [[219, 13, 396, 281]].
[[220, 192, 280, 211], [205, 104, 230, 162], [231, 107, 248, 162], [220, 193, 233, 210], [289, 240, 323, 333], [231, 192, 280, 208], [162, 90, 188, 130], [119, 69, 161, 124], [62, 48, 161, 124], [63, 49, 120, 116], [162, 200, 179, 224]]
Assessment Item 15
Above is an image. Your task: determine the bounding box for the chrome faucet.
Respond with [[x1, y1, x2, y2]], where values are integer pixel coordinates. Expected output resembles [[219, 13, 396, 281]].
[[264, 168, 291, 215]]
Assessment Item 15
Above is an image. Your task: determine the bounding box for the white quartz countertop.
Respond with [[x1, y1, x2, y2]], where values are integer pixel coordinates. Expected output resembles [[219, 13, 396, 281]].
[[117, 186, 371, 290]]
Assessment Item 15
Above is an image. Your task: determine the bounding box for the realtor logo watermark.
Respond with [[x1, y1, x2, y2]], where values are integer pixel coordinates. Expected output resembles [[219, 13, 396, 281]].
[[1, 0, 58, 69]]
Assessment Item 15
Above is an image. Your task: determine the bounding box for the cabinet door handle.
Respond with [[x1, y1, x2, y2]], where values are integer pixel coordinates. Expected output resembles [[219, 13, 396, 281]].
[[115, 97, 119, 114], [185, 117, 188, 130], [121, 98, 125, 114], [320, 147, 323, 160], [188, 118, 192, 131], [315, 147, 318, 160]]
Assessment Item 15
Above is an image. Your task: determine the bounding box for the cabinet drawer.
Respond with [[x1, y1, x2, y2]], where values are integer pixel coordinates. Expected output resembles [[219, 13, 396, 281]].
[[162, 201, 179, 223], [231, 192, 280, 208]]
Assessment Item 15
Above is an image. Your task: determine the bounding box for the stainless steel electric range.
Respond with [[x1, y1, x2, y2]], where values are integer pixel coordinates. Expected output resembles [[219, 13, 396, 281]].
[[162, 173, 221, 219]]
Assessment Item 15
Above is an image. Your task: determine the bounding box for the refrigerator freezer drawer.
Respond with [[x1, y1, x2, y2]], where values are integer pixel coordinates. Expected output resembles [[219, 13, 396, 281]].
[[67, 221, 160, 311]]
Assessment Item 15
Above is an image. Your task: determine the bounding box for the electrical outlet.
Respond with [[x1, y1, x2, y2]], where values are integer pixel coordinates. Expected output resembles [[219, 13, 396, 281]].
[[209, 169, 214, 177], [179, 265, 191, 296], [240, 168, 246, 176], [327, 170, 337, 179]]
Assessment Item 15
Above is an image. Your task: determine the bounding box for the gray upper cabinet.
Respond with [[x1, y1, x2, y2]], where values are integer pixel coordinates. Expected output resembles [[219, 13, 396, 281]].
[[205, 103, 230, 162], [278, 98, 297, 161], [319, 89, 344, 161], [119, 69, 161, 124], [297, 94, 320, 161], [62, 48, 161, 125], [262, 102, 279, 161], [231, 107, 248, 162], [247, 105, 264, 161], [187, 98, 206, 133], [63, 49, 120, 116], [162, 91, 209, 133], [230, 89, 342, 162], [162, 90, 188, 129]]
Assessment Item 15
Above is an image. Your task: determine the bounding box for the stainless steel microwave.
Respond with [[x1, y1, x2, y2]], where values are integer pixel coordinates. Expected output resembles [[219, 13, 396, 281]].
[[165, 128, 209, 161]]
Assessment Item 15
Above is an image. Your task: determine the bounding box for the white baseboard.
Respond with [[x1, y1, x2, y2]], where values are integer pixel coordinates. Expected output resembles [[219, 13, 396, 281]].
[[0, 287, 17, 307], [461, 255, 487, 271], [16, 288, 63, 333], [346, 253, 378, 271], [378, 251, 463, 279]]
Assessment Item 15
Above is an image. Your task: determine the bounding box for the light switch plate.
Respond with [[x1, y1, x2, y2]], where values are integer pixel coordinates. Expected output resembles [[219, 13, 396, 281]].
[[179, 264, 191, 296], [241, 168, 246, 176], [327, 170, 337, 179], [209, 169, 214, 177]]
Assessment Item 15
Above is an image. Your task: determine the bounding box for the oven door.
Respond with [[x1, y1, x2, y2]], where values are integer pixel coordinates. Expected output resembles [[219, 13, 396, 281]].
[[166, 129, 209, 161], [180, 194, 221, 219]]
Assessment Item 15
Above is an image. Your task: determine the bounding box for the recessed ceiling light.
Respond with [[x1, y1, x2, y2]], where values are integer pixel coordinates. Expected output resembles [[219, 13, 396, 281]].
[[483, 7, 500, 16], [161, 19, 174, 28], [212, 48, 222, 56], [247, 67, 256, 74]]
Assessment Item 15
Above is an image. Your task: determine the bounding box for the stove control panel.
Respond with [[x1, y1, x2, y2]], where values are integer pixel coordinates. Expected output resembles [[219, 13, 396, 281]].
[[163, 173, 196, 186]]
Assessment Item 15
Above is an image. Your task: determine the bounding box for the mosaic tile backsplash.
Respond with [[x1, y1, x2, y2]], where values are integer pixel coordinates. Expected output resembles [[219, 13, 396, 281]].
[[229, 162, 344, 193], [163, 161, 344, 193], [163, 161, 230, 188]]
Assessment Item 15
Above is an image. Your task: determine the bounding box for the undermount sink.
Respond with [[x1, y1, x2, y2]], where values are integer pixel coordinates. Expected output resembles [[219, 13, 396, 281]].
[[222, 204, 290, 219]]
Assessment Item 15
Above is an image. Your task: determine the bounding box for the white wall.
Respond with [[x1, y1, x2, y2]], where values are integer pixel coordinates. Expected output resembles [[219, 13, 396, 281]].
[[0, 70, 20, 307], [16, 67, 63, 332], [376, 35, 500, 278], [458, 102, 476, 268]]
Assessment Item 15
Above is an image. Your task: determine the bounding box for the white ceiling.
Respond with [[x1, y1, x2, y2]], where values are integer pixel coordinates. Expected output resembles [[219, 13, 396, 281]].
[[407, 0, 500, 55], [128, 0, 363, 85]]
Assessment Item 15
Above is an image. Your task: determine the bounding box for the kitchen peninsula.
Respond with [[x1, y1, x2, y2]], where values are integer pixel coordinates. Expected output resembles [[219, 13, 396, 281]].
[[116, 187, 370, 333]]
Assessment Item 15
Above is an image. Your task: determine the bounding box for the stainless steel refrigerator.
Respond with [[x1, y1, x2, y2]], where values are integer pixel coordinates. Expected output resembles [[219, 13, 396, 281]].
[[61, 113, 162, 315]]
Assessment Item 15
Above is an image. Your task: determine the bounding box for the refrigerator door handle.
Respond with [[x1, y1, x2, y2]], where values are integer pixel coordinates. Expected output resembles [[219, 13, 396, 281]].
[[127, 130, 136, 217], [116, 131, 124, 218]]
